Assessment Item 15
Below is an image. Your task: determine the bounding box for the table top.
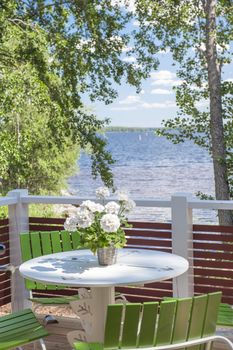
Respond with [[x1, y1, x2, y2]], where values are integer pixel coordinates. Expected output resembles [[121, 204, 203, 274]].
[[19, 248, 189, 287]]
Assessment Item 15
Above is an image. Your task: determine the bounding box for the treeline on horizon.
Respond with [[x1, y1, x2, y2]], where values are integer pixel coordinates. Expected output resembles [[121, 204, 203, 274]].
[[104, 126, 159, 132]]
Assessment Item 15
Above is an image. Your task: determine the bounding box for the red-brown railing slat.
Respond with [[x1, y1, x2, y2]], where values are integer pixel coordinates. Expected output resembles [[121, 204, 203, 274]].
[[29, 217, 65, 225], [194, 277, 233, 287], [194, 251, 233, 260], [193, 232, 233, 242], [193, 224, 233, 233], [0, 218, 10, 307]]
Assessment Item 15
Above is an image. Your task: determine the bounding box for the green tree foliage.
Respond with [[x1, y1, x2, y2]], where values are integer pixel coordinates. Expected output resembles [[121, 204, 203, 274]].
[[134, 0, 233, 223], [0, 0, 158, 194]]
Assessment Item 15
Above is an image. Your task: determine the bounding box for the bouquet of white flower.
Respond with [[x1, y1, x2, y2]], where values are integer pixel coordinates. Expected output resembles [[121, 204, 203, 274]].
[[64, 187, 136, 255]]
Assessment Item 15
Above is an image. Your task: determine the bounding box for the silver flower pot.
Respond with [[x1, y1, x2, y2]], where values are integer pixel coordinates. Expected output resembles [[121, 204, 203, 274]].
[[97, 247, 117, 266]]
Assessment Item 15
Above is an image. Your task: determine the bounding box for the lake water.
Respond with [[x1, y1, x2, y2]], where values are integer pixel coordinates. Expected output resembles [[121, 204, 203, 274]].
[[68, 131, 217, 223]]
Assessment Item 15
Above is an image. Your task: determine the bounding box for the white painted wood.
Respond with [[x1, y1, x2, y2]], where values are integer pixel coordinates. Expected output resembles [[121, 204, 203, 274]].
[[188, 199, 233, 210], [0, 197, 18, 206], [4, 191, 233, 210], [7, 189, 31, 311], [20, 195, 171, 208], [19, 249, 189, 287], [109, 336, 233, 350], [171, 193, 194, 297], [19, 193, 233, 210], [70, 287, 115, 342]]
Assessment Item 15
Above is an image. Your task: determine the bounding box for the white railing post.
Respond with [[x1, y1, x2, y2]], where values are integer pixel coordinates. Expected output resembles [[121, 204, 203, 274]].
[[7, 189, 31, 311], [171, 193, 194, 297]]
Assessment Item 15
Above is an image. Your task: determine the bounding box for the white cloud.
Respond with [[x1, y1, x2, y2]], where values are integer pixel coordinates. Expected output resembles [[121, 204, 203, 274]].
[[150, 70, 183, 87], [116, 93, 176, 110], [140, 89, 145, 95], [141, 101, 176, 109], [123, 56, 136, 63], [151, 88, 172, 95], [151, 70, 176, 80], [224, 78, 233, 83], [119, 95, 141, 105], [110, 106, 137, 111]]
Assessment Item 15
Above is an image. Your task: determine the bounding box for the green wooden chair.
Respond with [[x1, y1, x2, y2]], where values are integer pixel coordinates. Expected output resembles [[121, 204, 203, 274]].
[[20, 230, 82, 308], [74, 292, 233, 350], [217, 303, 233, 327], [164, 296, 233, 328], [0, 308, 49, 350]]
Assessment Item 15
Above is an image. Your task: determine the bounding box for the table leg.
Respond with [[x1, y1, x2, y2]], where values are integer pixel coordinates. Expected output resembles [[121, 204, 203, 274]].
[[68, 287, 115, 344], [90, 287, 115, 341]]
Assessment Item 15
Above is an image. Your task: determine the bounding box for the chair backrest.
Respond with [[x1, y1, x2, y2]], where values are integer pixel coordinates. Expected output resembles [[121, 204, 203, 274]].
[[104, 292, 222, 349], [20, 230, 81, 290]]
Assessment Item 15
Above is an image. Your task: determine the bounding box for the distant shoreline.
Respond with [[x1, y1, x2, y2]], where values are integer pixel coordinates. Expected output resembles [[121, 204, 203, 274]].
[[104, 126, 158, 132]]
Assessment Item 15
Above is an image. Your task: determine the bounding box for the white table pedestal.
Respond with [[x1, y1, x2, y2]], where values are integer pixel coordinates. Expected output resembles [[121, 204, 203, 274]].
[[67, 287, 115, 345]]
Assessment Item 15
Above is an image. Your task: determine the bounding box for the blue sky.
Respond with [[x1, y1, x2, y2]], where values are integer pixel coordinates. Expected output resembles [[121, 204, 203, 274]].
[[88, 53, 233, 128], [84, 2, 233, 128], [92, 51, 180, 128]]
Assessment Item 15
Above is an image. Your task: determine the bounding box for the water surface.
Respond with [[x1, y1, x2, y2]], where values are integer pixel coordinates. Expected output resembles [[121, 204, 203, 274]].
[[68, 131, 216, 223]]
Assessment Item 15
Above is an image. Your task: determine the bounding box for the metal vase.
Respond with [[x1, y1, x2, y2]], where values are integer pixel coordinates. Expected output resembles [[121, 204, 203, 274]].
[[97, 247, 117, 266]]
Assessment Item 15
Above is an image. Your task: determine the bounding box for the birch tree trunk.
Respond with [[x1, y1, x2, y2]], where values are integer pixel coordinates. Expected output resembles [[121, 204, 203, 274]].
[[205, 0, 233, 225]]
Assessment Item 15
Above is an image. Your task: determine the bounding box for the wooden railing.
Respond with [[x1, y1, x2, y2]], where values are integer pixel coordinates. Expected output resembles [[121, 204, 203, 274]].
[[193, 224, 233, 305], [0, 219, 10, 306], [0, 217, 232, 307]]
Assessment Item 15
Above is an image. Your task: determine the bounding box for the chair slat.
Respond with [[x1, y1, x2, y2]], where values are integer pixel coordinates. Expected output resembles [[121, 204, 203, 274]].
[[104, 304, 123, 349], [185, 294, 209, 350], [30, 232, 42, 258], [51, 231, 62, 252], [0, 326, 48, 350], [25, 279, 36, 289], [0, 309, 32, 323], [155, 300, 177, 346], [138, 302, 158, 347], [172, 298, 192, 343], [121, 303, 141, 348], [20, 233, 32, 261], [0, 320, 39, 336], [41, 232, 53, 255], [217, 303, 233, 326], [71, 231, 81, 249], [202, 292, 222, 336], [61, 231, 73, 251], [0, 312, 35, 329], [187, 294, 208, 341]]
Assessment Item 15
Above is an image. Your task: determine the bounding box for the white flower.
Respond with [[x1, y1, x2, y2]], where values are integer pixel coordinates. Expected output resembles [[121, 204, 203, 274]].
[[100, 214, 121, 233], [76, 207, 94, 228], [64, 216, 78, 232], [117, 189, 129, 202], [124, 199, 136, 212], [95, 187, 110, 199], [81, 200, 104, 213], [105, 201, 120, 215]]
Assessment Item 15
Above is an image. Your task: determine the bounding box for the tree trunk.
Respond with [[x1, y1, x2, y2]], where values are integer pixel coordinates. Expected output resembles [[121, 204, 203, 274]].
[[205, 0, 233, 225]]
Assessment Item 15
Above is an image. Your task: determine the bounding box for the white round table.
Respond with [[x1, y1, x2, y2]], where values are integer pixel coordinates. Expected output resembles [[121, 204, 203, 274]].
[[19, 248, 189, 343]]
